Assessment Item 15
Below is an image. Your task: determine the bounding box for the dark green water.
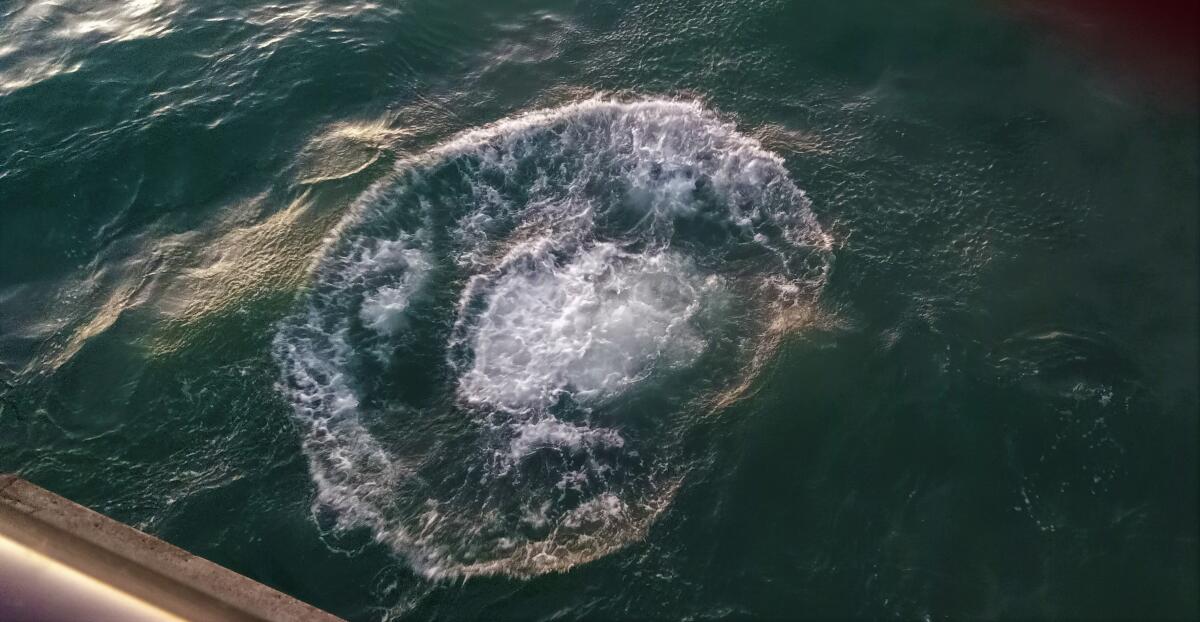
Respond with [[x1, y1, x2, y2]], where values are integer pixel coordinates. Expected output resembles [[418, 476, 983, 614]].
[[1, 1, 1197, 619]]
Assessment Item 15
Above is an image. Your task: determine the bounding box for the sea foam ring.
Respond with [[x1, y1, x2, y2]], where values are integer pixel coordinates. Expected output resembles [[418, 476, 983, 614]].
[[273, 98, 830, 578]]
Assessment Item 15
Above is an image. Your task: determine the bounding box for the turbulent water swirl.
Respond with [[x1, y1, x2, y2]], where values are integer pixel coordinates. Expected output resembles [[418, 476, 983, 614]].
[[272, 99, 831, 578]]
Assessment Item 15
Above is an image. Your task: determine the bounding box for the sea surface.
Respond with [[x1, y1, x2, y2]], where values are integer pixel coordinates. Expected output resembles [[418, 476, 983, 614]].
[[1, 1, 1197, 619]]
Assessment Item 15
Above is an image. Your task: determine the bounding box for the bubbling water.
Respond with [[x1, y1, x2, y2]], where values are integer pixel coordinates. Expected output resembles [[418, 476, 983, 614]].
[[456, 237, 718, 412], [272, 98, 831, 578]]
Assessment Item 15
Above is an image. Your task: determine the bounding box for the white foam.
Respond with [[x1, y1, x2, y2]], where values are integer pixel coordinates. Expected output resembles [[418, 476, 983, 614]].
[[561, 492, 628, 529], [506, 417, 625, 464], [424, 99, 832, 273], [355, 238, 430, 337], [458, 238, 716, 411], [272, 311, 405, 532]]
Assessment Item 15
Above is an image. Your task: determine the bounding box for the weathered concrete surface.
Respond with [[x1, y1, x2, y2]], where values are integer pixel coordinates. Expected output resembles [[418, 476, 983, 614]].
[[0, 474, 343, 622]]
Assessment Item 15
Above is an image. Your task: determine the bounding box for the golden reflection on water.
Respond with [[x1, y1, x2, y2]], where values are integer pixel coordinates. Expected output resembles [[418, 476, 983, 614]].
[[18, 118, 401, 373], [0, 0, 176, 95]]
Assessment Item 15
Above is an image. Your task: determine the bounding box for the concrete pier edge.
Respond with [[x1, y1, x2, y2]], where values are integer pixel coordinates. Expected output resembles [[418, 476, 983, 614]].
[[0, 474, 343, 622]]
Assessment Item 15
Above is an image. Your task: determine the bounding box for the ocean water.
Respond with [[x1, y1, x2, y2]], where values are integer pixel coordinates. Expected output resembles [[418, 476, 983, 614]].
[[1, 1, 1197, 619]]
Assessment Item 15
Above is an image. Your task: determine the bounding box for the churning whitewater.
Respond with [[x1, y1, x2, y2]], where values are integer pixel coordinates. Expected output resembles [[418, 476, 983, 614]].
[[272, 98, 832, 578]]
